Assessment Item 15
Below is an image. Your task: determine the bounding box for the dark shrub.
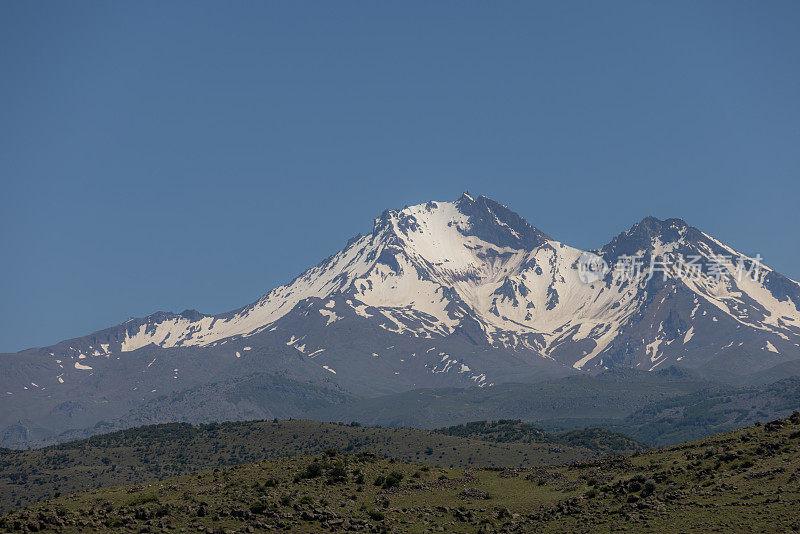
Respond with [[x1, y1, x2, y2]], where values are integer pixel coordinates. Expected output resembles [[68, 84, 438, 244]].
[[327, 462, 348, 484], [303, 461, 323, 479], [367, 509, 385, 521], [382, 471, 404, 489], [249, 502, 268, 514]]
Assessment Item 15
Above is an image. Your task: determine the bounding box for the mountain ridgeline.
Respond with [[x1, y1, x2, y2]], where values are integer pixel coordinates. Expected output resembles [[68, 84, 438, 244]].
[[2, 193, 800, 448]]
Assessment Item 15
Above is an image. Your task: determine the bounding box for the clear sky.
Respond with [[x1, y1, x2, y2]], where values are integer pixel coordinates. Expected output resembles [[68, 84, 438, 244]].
[[2, 1, 799, 352]]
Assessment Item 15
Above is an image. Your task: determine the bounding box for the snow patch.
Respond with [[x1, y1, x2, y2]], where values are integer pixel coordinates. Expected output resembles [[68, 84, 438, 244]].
[[318, 309, 341, 326], [683, 327, 695, 344]]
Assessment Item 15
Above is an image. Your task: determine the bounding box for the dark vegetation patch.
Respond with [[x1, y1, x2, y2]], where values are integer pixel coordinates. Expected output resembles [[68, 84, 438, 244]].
[[2, 412, 799, 533]]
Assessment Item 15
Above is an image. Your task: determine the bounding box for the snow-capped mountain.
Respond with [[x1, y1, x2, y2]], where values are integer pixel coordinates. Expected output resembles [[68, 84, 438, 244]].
[[2, 193, 800, 446]]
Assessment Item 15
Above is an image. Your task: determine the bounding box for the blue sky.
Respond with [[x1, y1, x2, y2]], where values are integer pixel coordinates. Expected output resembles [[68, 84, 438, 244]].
[[1, 1, 799, 352]]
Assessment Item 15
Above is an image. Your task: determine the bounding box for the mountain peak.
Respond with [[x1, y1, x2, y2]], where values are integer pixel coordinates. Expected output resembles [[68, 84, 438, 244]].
[[633, 216, 689, 236], [453, 193, 550, 251], [459, 190, 475, 202], [370, 193, 550, 252], [600, 215, 695, 262]]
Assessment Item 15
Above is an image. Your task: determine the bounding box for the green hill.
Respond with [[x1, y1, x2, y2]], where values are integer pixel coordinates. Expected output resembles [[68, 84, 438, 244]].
[[435, 419, 648, 455], [2, 413, 799, 532], [0, 418, 611, 512]]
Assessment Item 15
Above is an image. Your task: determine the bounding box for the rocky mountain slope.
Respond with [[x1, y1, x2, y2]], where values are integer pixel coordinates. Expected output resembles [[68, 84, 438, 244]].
[[2, 193, 800, 447]]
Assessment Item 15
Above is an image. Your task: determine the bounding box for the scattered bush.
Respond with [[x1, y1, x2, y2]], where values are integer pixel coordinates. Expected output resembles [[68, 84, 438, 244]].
[[249, 501, 268, 514], [382, 471, 404, 489], [327, 462, 348, 484], [367, 509, 385, 521], [303, 461, 323, 479]]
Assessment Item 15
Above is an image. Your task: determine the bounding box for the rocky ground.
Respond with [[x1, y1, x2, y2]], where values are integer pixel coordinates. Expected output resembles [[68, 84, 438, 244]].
[[1, 413, 799, 532]]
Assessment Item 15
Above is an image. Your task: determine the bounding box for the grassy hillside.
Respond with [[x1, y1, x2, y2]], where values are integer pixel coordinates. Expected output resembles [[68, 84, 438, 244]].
[[2, 413, 799, 532], [0, 419, 610, 513], [436, 420, 648, 455]]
